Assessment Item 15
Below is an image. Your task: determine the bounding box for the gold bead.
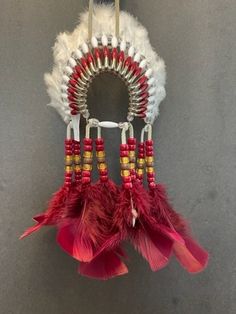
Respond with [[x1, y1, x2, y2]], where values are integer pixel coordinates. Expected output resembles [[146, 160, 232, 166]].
[[96, 151, 105, 157], [74, 155, 81, 163], [120, 157, 129, 164], [65, 165, 73, 173], [121, 170, 130, 177], [130, 163, 135, 170], [146, 156, 154, 163], [137, 158, 145, 165], [136, 169, 144, 175], [74, 165, 81, 172], [83, 164, 92, 171], [146, 167, 154, 173], [129, 151, 135, 157], [83, 151, 92, 158], [98, 163, 107, 170]]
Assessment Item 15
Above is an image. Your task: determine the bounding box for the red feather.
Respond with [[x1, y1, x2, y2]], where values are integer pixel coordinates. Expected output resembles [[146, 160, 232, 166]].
[[149, 184, 209, 272], [79, 248, 128, 280], [20, 184, 78, 239], [57, 180, 119, 262]]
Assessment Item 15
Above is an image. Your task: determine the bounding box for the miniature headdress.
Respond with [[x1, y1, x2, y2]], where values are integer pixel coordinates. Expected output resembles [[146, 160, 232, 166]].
[[21, 0, 208, 280]]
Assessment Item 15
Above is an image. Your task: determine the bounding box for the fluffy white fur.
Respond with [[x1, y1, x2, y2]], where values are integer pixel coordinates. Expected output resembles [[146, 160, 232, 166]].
[[44, 4, 166, 124]]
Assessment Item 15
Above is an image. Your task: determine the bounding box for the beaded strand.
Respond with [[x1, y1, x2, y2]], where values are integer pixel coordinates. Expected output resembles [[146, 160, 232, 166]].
[[95, 137, 108, 183], [81, 138, 93, 185], [64, 138, 74, 189]]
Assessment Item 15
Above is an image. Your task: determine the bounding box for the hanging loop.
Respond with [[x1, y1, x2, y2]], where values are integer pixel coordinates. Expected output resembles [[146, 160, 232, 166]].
[[140, 124, 152, 142], [88, 0, 120, 41]]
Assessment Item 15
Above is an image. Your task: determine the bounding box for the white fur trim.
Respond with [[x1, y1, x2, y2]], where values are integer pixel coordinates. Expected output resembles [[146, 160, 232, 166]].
[[45, 4, 166, 124]]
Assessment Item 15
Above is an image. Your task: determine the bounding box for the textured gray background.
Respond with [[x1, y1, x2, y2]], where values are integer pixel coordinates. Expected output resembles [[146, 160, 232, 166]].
[[0, 0, 236, 313]]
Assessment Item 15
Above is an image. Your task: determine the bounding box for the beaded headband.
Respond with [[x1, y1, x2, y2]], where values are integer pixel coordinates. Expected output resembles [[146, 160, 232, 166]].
[[21, 2, 208, 280]]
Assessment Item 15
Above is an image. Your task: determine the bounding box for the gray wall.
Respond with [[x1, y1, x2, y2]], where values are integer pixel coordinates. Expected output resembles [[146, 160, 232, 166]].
[[0, 0, 235, 313]]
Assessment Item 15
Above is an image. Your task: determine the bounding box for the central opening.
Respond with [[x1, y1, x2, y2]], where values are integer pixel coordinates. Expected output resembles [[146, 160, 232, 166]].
[[87, 72, 129, 122], [87, 72, 130, 183]]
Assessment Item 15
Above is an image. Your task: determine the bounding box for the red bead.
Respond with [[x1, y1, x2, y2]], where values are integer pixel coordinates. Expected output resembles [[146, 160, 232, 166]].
[[87, 53, 94, 63], [103, 46, 110, 57], [82, 170, 91, 177], [82, 177, 91, 184], [84, 145, 93, 151], [138, 113, 146, 118], [129, 145, 136, 151], [146, 151, 153, 156], [69, 79, 77, 87], [81, 58, 88, 68], [65, 151, 73, 156], [120, 144, 129, 151], [100, 169, 108, 176], [123, 176, 132, 183], [138, 143, 144, 148], [118, 51, 124, 62], [140, 92, 149, 100], [94, 48, 101, 59], [72, 72, 80, 80], [68, 87, 76, 94], [149, 182, 156, 189], [147, 172, 155, 178], [65, 139, 73, 144], [120, 151, 129, 157], [100, 176, 108, 182], [96, 145, 104, 151], [138, 76, 148, 85], [145, 146, 153, 151], [129, 62, 138, 73], [127, 138, 136, 145], [68, 95, 76, 102], [95, 138, 104, 145], [124, 56, 132, 67], [124, 182, 132, 189], [134, 67, 142, 77], [84, 138, 93, 145], [71, 110, 78, 115], [146, 140, 154, 146], [69, 103, 78, 110], [147, 177, 155, 183], [140, 83, 148, 92], [74, 150, 81, 155], [112, 48, 118, 59]]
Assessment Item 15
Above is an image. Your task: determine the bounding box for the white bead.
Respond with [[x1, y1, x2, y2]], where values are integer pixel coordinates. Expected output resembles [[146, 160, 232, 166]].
[[68, 57, 76, 67], [145, 68, 153, 78], [99, 121, 119, 128], [102, 34, 108, 46], [139, 59, 147, 68], [120, 40, 126, 51], [62, 75, 70, 83], [148, 77, 155, 86], [62, 93, 68, 100], [111, 36, 118, 48], [91, 36, 98, 48], [74, 49, 83, 59], [128, 46, 135, 57], [61, 84, 68, 92], [65, 66, 73, 75], [82, 42, 89, 54], [134, 53, 141, 63]]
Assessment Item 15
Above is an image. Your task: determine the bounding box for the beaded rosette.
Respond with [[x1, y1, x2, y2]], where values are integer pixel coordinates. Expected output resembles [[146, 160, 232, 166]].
[[21, 2, 208, 280]]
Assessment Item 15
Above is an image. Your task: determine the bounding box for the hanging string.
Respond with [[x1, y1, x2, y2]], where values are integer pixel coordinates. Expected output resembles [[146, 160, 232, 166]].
[[115, 0, 120, 38], [88, 0, 120, 41]]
